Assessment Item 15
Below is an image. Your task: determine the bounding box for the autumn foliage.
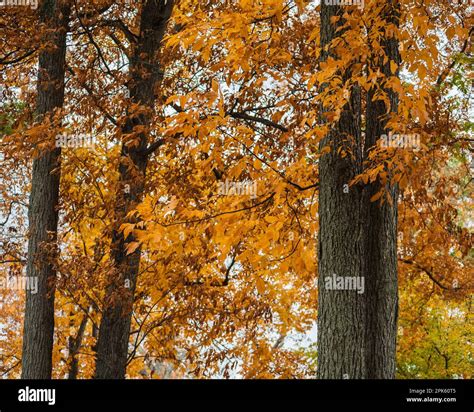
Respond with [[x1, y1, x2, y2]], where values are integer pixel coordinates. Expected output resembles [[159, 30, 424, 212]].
[[0, 0, 472, 379]]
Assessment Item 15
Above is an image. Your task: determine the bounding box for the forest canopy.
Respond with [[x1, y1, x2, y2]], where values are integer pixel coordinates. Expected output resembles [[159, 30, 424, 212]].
[[0, 0, 472, 379]]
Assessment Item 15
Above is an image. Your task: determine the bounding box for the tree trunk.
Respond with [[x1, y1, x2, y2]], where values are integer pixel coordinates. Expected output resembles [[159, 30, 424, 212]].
[[317, 0, 400, 379], [364, 0, 400, 379], [21, 0, 70, 379], [94, 0, 174, 379], [317, 2, 366, 379], [67, 311, 88, 379]]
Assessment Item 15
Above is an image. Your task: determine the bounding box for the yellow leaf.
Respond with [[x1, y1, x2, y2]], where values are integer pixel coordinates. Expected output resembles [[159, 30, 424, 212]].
[[390, 60, 398, 75], [256, 277, 265, 295], [126, 241, 140, 255], [370, 191, 383, 202], [120, 223, 135, 240]]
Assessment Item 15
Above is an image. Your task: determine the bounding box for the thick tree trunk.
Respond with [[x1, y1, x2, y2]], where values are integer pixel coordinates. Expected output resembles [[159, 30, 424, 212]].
[[21, 0, 70, 379], [364, 0, 400, 379], [317, 1, 400, 379], [317, 2, 366, 379], [94, 0, 174, 379]]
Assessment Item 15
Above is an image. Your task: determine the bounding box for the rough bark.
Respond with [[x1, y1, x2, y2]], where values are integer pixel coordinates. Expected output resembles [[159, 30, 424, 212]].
[[317, 0, 400, 379], [364, 0, 400, 379], [21, 0, 70, 379], [67, 311, 88, 379], [317, 2, 366, 379], [94, 0, 174, 379]]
